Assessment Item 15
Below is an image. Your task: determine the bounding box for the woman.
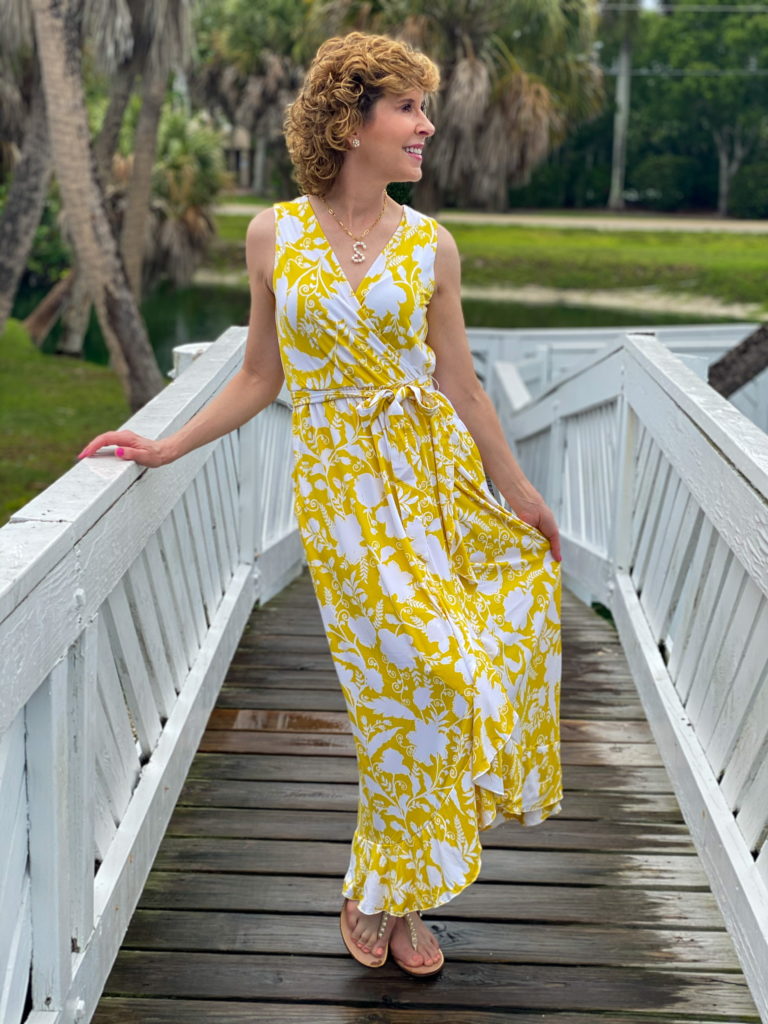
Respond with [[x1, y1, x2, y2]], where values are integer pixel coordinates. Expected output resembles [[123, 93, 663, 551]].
[[78, 31, 563, 978]]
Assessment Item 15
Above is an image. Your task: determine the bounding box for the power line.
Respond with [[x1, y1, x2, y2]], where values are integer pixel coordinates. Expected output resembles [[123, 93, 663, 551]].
[[603, 66, 768, 74], [600, 4, 768, 11]]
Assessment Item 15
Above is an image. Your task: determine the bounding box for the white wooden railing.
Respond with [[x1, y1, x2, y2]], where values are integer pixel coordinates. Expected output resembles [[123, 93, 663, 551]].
[[0, 326, 301, 1024], [3, 320, 768, 1023], [469, 323, 768, 432], [489, 332, 768, 1023]]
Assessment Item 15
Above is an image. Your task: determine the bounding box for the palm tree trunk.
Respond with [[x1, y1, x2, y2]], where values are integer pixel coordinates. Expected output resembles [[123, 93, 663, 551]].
[[30, 0, 165, 411], [0, 73, 51, 337], [708, 324, 768, 398], [24, 274, 75, 348], [62, 54, 141, 357], [57, 271, 92, 354], [93, 54, 140, 188], [122, 61, 168, 299]]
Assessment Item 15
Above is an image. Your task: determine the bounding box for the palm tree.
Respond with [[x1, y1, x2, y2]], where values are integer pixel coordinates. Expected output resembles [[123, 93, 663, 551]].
[[0, 0, 51, 336], [120, 0, 194, 299], [115, 109, 230, 292], [29, 0, 165, 409], [191, 0, 305, 196], [56, 0, 194, 359], [306, 0, 603, 210]]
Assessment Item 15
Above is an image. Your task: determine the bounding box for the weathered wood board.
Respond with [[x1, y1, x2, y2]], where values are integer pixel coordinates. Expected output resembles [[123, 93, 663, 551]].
[[93, 573, 760, 1023]]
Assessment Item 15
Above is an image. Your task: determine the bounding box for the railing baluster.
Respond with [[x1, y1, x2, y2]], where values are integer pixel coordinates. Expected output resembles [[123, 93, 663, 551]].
[[237, 417, 258, 569], [26, 659, 73, 1010], [68, 621, 97, 952], [0, 711, 30, 1023]]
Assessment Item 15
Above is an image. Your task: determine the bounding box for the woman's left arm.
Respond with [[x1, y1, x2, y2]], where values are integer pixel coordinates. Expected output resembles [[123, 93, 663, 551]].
[[426, 223, 562, 562]]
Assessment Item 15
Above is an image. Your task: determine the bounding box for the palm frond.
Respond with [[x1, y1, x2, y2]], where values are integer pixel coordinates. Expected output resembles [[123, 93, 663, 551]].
[[0, 0, 34, 55], [84, 0, 134, 72]]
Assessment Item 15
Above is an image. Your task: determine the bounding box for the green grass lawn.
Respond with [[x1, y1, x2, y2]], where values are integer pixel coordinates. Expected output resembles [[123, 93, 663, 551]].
[[212, 213, 768, 309], [0, 319, 129, 526], [450, 223, 767, 307]]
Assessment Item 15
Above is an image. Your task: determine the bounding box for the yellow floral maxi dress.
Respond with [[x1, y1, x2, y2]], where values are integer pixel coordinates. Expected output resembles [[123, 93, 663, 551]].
[[273, 196, 563, 916]]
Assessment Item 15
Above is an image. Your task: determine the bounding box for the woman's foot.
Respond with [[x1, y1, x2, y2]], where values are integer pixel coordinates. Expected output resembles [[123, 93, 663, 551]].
[[390, 912, 443, 970], [343, 899, 395, 960]]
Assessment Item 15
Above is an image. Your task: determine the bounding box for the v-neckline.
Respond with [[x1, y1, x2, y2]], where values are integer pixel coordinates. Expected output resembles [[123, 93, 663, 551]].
[[304, 195, 406, 302]]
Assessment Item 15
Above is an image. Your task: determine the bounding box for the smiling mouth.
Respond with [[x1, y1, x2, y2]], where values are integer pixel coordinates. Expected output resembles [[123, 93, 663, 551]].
[[404, 146, 423, 159]]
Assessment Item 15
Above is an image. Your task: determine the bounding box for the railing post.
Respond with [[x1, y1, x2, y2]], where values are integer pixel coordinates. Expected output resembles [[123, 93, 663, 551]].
[[238, 415, 259, 580], [607, 353, 637, 603], [546, 398, 565, 521], [69, 620, 97, 952], [26, 659, 73, 1011]]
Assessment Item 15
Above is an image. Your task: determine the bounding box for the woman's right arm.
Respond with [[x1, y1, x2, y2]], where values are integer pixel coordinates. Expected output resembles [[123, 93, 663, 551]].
[[77, 209, 284, 467]]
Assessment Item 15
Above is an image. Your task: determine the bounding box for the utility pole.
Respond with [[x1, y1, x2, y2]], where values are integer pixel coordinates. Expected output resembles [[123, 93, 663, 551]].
[[608, 3, 637, 210]]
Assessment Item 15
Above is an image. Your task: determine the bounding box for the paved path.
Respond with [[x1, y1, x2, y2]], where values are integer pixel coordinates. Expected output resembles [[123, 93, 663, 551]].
[[461, 284, 763, 320], [215, 202, 768, 233]]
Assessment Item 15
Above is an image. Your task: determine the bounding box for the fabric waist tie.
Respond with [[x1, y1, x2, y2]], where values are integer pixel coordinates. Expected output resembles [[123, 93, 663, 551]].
[[292, 374, 476, 586], [291, 374, 440, 412]]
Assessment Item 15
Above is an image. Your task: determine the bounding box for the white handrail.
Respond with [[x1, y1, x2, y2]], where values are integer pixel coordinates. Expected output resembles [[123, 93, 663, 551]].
[[468, 322, 768, 431], [0, 326, 302, 1024], [490, 332, 768, 1023]]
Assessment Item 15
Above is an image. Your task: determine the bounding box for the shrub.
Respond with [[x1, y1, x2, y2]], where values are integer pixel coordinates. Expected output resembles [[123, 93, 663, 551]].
[[729, 162, 768, 219], [629, 154, 704, 212]]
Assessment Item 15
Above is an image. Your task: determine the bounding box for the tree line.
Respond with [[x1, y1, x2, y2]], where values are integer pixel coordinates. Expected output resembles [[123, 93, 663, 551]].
[[517, 0, 768, 217], [1, 0, 767, 408]]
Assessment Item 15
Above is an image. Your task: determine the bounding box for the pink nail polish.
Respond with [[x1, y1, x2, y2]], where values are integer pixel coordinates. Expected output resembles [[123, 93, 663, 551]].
[[116, 447, 125, 458]]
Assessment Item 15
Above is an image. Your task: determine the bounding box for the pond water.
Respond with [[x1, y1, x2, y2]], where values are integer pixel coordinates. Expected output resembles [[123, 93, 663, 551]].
[[25, 282, 739, 376]]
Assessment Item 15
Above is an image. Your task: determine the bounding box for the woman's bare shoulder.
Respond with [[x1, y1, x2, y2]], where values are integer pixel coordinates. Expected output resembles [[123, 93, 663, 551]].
[[433, 221, 461, 291], [246, 206, 276, 247], [245, 207, 276, 283]]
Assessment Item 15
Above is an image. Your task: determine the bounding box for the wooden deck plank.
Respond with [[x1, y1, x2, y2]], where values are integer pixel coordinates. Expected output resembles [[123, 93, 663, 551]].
[[93, 572, 759, 1023], [173, 786, 684, 827], [152, 836, 708, 887], [217, 685, 649, 720], [95, 999, 746, 1024], [102, 952, 759, 1018], [198, 729, 666, 764], [137, 872, 729, 928], [122, 909, 740, 969], [205, 708, 655, 744], [166, 805, 695, 852], [185, 753, 677, 793]]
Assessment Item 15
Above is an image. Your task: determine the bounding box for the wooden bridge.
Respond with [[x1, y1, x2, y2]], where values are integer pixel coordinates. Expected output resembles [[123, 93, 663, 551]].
[[1, 325, 767, 1023]]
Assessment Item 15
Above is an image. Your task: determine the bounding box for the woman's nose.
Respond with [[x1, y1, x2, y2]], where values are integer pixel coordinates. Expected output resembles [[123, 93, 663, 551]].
[[420, 113, 435, 136]]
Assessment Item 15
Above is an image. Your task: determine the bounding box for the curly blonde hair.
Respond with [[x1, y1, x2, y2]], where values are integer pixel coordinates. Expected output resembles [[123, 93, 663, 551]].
[[284, 32, 440, 197]]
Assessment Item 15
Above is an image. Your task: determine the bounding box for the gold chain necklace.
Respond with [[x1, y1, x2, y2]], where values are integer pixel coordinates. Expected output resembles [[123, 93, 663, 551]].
[[320, 192, 388, 264]]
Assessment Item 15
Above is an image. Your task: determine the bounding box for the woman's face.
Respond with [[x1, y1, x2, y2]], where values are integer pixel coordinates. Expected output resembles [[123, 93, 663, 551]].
[[353, 88, 435, 183]]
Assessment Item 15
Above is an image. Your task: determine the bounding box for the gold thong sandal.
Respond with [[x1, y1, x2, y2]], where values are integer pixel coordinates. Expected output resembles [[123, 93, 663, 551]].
[[392, 911, 445, 978], [339, 900, 391, 968]]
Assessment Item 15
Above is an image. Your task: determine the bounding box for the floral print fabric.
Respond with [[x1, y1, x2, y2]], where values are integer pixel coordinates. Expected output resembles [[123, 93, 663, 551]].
[[273, 196, 562, 915]]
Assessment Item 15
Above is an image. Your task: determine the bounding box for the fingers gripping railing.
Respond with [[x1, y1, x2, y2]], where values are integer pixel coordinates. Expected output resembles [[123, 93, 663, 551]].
[[490, 332, 768, 1022], [0, 327, 301, 1024]]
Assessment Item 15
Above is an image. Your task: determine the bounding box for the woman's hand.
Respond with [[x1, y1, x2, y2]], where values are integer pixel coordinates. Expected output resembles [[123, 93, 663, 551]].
[[77, 430, 171, 468], [509, 495, 563, 564]]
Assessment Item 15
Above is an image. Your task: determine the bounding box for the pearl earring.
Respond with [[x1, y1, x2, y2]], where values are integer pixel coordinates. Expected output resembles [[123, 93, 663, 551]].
[[350, 138, 360, 149]]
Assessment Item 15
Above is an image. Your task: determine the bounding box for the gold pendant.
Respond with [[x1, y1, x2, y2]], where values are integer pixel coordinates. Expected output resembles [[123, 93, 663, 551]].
[[351, 240, 367, 263]]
